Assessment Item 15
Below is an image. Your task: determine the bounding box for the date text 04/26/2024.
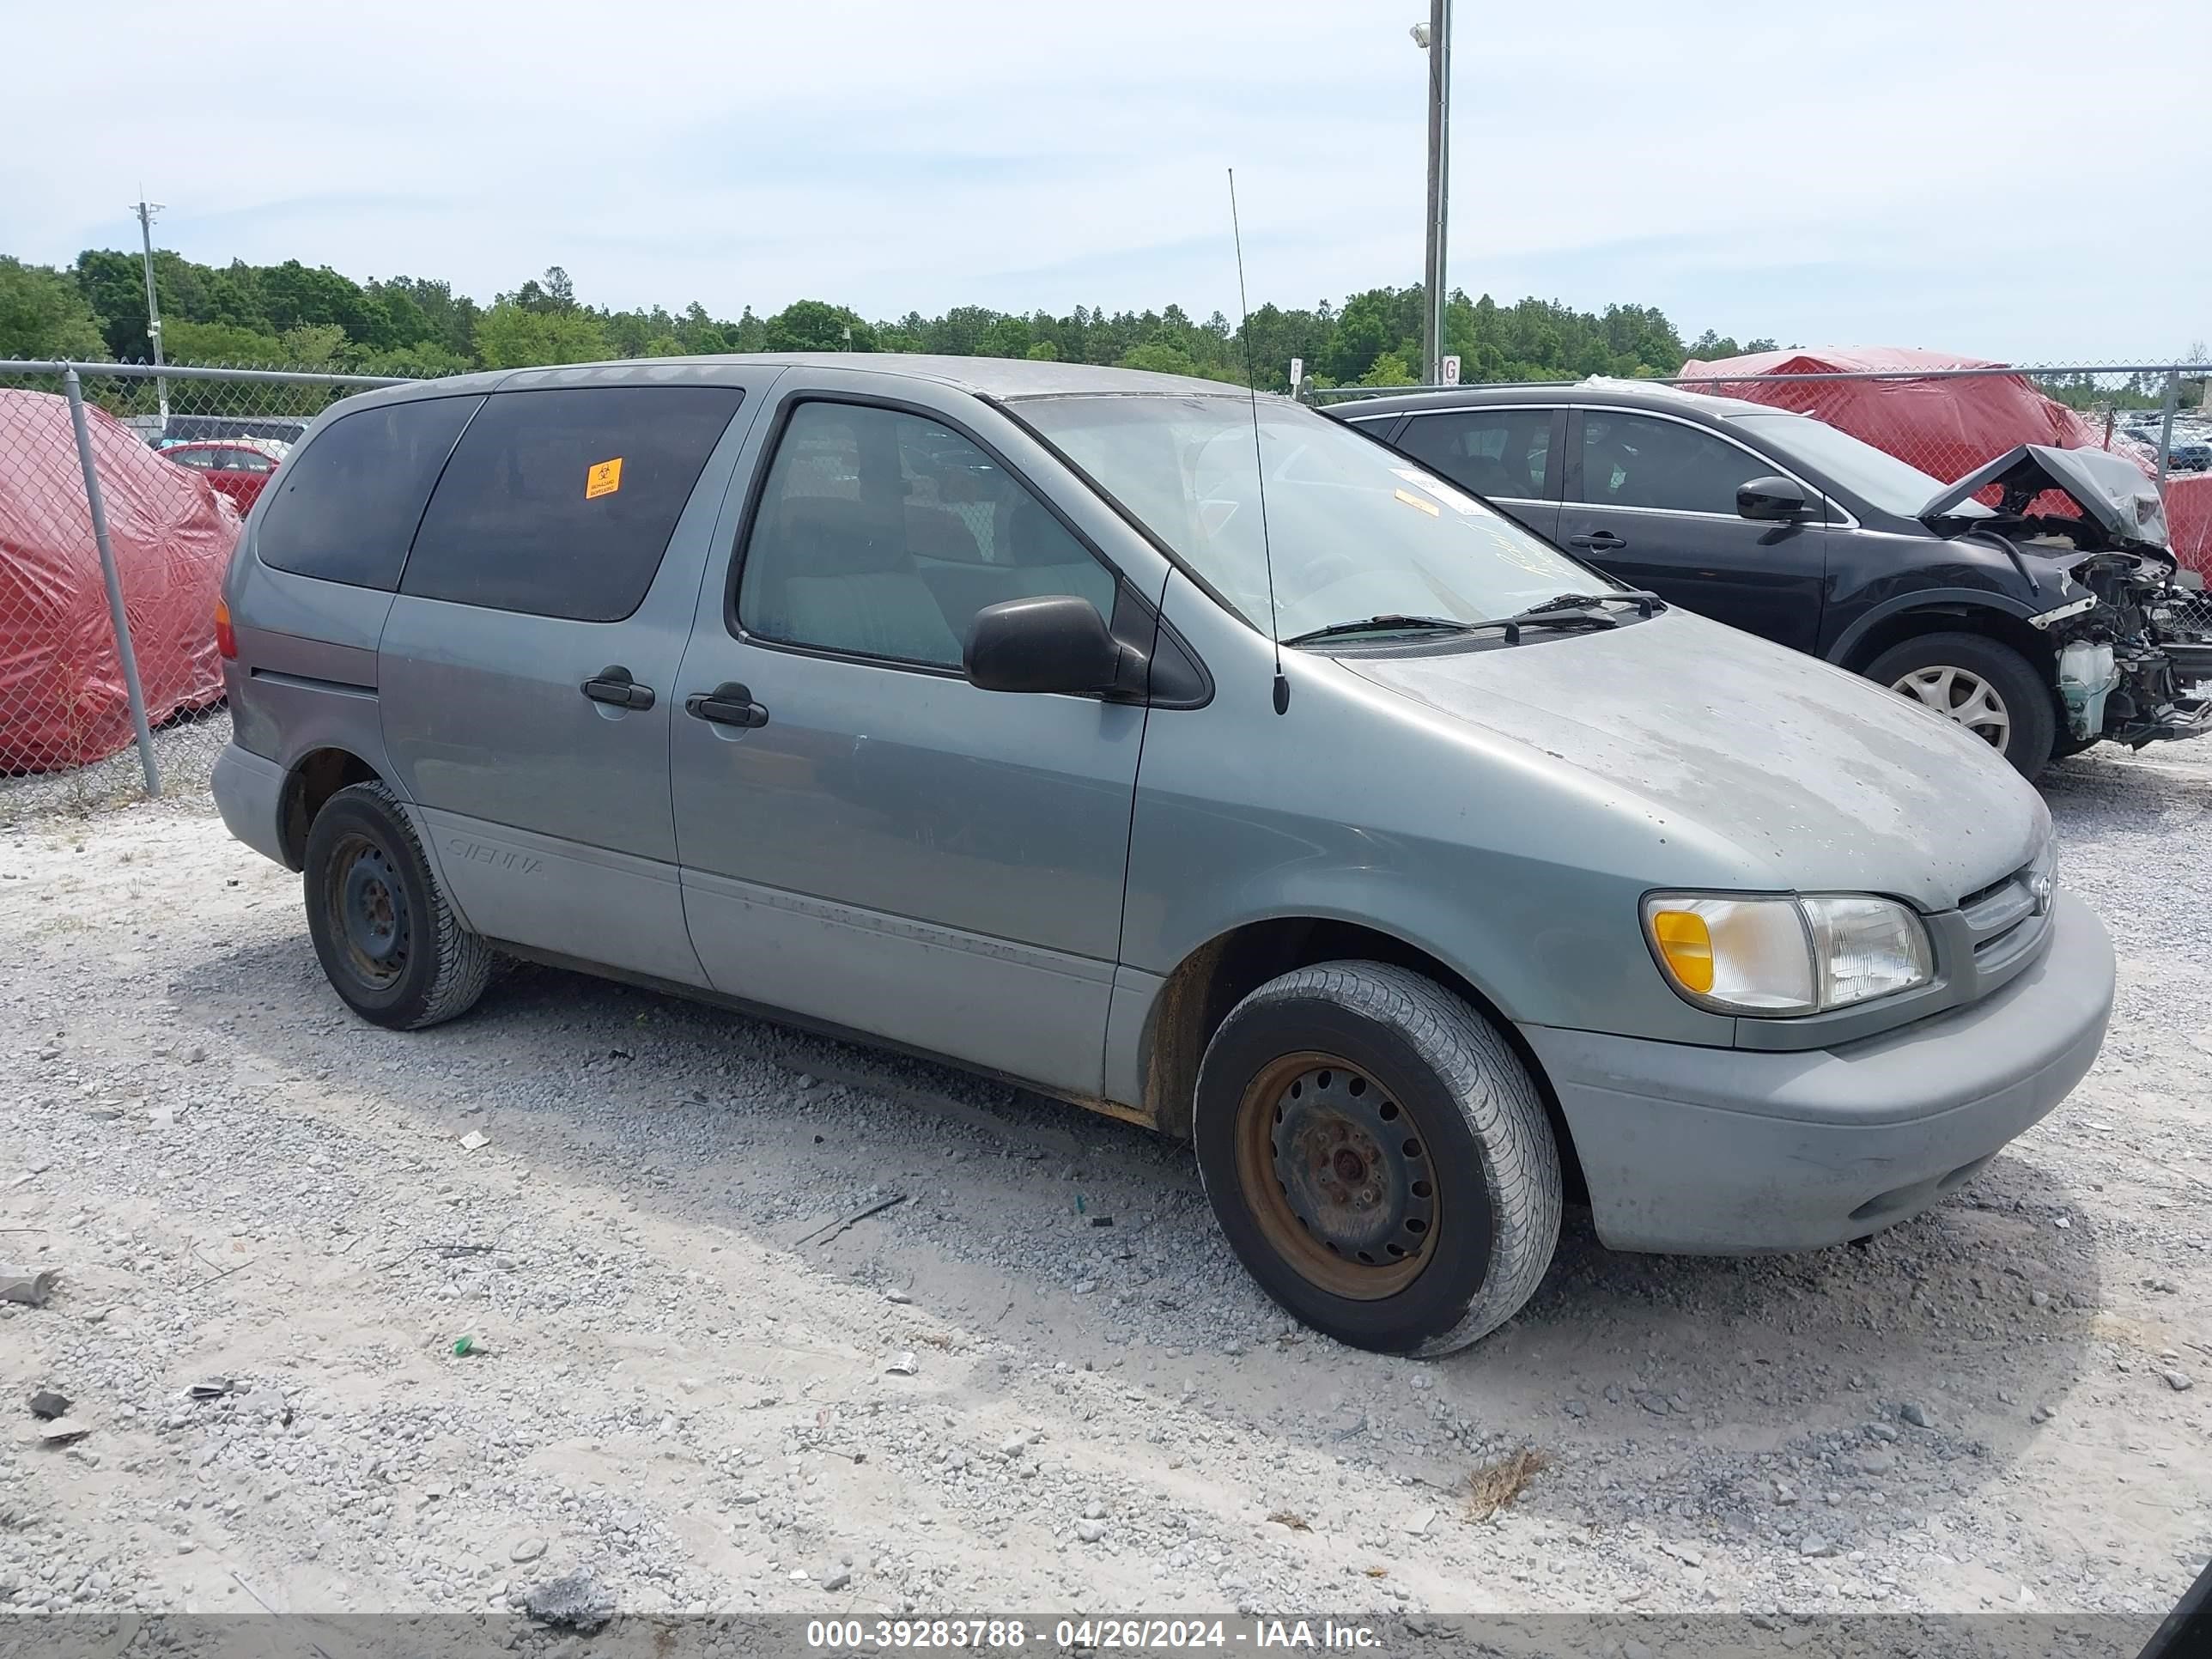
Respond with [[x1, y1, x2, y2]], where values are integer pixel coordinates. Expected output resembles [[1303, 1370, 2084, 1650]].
[[803, 1618, 1384, 1650]]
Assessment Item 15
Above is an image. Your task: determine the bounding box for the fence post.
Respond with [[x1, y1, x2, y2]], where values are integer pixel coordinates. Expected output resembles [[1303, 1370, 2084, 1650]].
[[62, 368, 161, 799], [2153, 368, 2179, 488]]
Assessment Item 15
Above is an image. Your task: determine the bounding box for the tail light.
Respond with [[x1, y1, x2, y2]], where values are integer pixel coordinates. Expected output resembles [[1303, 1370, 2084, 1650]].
[[214, 598, 237, 660]]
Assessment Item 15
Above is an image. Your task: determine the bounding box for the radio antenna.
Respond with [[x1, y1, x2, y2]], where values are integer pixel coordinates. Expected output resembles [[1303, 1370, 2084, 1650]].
[[1228, 168, 1289, 716]]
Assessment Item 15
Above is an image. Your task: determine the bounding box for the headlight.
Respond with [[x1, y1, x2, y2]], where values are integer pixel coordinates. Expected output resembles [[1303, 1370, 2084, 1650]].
[[1642, 893, 1933, 1016]]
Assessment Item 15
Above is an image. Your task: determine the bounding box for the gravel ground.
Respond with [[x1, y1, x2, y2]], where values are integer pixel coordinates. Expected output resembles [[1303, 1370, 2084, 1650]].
[[0, 708, 232, 828], [2, 745, 2207, 1624]]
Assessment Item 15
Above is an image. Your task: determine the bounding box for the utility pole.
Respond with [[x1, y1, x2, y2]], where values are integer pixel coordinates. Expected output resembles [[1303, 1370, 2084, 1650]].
[[1413, 1, 1452, 385], [132, 197, 168, 430]]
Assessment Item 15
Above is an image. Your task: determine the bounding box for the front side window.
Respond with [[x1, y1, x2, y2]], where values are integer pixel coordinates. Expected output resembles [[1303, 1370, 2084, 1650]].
[[737, 400, 1115, 669], [1577, 410, 1770, 514], [255, 395, 483, 590], [1012, 394, 1599, 642], [404, 386, 744, 622], [1393, 408, 1553, 501]]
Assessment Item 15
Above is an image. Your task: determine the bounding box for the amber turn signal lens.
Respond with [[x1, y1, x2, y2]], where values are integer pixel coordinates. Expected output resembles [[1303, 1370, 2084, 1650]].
[[214, 598, 237, 660], [1648, 908, 1715, 994]]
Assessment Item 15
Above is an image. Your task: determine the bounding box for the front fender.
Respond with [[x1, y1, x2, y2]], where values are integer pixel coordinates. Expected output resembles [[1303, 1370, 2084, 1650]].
[[1826, 587, 2043, 668]]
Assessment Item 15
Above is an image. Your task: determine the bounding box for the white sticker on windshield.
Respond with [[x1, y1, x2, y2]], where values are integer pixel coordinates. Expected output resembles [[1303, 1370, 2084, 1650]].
[[1391, 467, 1484, 517]]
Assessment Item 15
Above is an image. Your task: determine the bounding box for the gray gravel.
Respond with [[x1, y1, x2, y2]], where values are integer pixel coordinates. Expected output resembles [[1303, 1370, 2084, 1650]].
[[2, 743, 2207, 1619]]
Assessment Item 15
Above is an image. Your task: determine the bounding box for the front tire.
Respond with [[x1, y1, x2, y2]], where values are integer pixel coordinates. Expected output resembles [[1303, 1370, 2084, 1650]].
[[1865, 631, 2056, 778], [1194, 962, 1562, 1357], [302, 780, 496, 1030]]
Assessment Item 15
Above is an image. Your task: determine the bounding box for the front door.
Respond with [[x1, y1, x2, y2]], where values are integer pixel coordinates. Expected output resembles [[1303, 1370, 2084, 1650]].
[[377, 378, 767, 983], [1559, 406, 1829, 653], [671, 394, 1143, 1099], [1378, 404, 1563, 543]]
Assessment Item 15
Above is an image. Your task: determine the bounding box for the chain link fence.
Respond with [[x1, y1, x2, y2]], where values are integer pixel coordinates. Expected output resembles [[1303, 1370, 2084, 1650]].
[[0, 361, 412, 825]]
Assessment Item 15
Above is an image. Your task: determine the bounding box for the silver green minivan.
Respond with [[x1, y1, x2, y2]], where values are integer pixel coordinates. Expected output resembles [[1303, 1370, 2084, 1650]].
[[212, 356, 2113, 1354]]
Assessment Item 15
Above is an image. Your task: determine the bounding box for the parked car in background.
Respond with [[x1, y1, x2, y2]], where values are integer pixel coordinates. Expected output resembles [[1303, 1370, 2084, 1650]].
[[211, 357, 2113, 1356], [161, 439, 283, 509], [2160, 435, 2212, 473], [1331, 381, 2211, 775]]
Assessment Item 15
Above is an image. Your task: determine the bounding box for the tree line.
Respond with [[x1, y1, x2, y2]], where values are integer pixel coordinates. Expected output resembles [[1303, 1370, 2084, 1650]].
[[0, 250, 1780, 392]]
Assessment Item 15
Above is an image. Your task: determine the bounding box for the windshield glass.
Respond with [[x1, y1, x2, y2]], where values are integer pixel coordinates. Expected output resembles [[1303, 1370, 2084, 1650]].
[[1012, 394, 1606, 641], [1734, 412, 1993, 520]]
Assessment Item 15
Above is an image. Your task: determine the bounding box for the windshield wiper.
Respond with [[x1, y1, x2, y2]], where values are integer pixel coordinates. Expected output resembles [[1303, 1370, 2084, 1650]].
[[1281, 614, 1475, 645], [1283, 592, 1664, 649], [1511, 590, 1662, 620]]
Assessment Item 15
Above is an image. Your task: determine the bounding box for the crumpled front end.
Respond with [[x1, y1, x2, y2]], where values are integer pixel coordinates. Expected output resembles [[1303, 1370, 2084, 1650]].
[[1929, 443, 2212, 748]]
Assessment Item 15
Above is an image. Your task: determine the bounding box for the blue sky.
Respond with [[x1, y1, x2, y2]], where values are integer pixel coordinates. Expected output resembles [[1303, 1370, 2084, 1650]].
[[3, 0, 2204, 363]]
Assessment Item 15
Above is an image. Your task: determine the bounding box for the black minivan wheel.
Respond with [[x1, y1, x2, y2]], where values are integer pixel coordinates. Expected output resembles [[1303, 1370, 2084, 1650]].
[[302, 780, 496, 1030], [1865, 631, 2057, 779], [1194, 962, 1562, 1357]]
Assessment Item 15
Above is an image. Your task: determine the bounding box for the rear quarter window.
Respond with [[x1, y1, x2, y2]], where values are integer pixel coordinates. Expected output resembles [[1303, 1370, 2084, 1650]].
[[402, 386, 744, 623], [253, 396, 483, 590]]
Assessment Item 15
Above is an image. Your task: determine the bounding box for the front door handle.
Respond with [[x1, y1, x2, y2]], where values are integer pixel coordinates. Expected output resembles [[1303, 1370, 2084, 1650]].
[[1569, 531, 1626, 551], [580, 665, 655, 711], [685, 682, 770, 729]]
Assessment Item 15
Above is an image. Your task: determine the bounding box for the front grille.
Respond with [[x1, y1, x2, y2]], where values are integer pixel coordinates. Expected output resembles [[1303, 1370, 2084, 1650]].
[[1958, 845, 2056, 983]]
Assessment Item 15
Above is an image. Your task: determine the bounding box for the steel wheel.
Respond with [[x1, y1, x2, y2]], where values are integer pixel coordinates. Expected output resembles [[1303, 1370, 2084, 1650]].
[[1231, 1050, 1439, 1300], [321, 831, 411, 992], [1891, 664, 2012, 750]]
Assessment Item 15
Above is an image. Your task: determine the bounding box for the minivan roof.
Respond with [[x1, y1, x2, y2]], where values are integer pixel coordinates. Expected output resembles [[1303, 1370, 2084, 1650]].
[[367, 354, 1261, 404]]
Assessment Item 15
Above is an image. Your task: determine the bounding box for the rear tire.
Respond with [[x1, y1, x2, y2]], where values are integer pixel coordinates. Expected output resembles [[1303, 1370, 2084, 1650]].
[[1194, 962, 1561, 1357], [1865, 632, 2057, 779], [302, 780, 496, 1030]]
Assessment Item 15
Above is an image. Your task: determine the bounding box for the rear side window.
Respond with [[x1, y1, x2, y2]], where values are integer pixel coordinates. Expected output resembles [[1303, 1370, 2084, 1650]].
[[254, 396, 483, 589], [1394, 408, 1553, 500], [404, 386, 744, 622]]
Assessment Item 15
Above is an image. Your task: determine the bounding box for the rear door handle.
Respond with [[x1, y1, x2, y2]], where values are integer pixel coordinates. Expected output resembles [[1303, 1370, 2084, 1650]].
[[580, 665, 655, 711], [685, 682, 770, 729], [1569, 532, 1626, 551]]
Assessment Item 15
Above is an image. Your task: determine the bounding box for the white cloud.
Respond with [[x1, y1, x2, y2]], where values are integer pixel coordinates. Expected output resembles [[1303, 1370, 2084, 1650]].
[[2, 0, 2203, 359]]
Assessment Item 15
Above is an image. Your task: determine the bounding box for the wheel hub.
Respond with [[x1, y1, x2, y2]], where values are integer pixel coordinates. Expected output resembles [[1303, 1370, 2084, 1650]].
[[1891, 665, 2011, 750], [1266, 1062, 1436, 1274], [326, 836, 410, 988]]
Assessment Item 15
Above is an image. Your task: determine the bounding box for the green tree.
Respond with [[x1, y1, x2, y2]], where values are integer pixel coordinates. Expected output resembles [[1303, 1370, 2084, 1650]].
[[0, 257, 109, 359], [258, 259, 379, 340], [1117, 342, 1238, 383], [161, 319, 286, 363], [280, 324, 349, 367], [763, 300, 875, 352], [474, 301, 611, 368], [1358, 351, 1418, 387]]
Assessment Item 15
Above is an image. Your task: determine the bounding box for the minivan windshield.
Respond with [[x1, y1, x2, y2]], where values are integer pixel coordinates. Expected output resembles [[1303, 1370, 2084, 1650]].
[[1734, 412, 1993, 520], [1013, 394, 1607, 641]]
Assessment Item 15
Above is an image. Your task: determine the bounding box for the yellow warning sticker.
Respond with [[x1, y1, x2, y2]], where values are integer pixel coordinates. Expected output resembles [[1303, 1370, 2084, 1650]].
[[585, 457, 623, 499]]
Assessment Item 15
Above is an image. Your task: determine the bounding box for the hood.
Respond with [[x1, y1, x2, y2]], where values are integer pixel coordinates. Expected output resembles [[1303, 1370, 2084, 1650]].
[[1922, 443, 2170, 550], [1336, 610, 2046, 912]]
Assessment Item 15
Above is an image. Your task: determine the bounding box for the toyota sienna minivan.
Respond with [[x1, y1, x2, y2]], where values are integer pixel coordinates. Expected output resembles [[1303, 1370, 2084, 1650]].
[[212, 356, 2115, 1355]]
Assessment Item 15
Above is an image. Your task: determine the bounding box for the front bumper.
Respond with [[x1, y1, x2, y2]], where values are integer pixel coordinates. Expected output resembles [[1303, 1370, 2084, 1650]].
[[1519, 890, 2113, 1254], [211, 743, 290, 870]]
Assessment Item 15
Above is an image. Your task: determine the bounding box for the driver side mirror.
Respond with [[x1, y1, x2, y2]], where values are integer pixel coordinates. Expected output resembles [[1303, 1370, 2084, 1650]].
[[1737, 476, 1820, 522], [964, 594, 1123, 696]]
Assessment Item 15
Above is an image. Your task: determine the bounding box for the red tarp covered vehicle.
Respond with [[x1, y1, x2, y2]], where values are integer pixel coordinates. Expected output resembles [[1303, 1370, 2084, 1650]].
[[0, 389, 239, 773], [1674, 345, 2211, 574]]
